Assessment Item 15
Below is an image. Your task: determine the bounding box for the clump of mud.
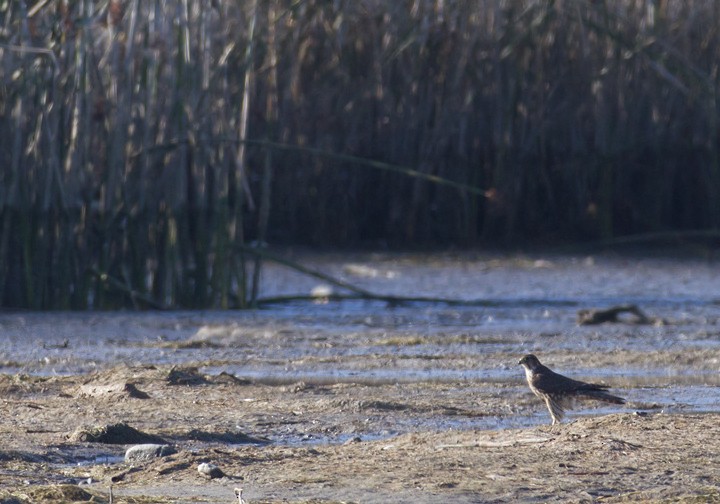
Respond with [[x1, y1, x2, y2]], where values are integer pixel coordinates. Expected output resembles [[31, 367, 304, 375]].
[[69, 422, 166, 445]]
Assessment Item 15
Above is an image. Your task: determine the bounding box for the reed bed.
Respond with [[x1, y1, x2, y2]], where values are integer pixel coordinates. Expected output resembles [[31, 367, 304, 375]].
[[1, 0, 719, 309]]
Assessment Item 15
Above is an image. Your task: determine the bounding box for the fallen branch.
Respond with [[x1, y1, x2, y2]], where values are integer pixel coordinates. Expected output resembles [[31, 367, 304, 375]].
[[577, 304, 664, 325], [236, 245, 377, 298], [252, 293, 579, 308], [89, 267, 166, 310]]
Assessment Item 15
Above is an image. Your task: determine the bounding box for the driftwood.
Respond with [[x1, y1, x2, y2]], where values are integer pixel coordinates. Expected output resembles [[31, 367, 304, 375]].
[[577, 304, 663, 325]]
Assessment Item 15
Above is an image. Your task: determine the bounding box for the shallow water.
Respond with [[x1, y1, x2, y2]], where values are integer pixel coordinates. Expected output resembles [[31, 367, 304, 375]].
[[2, 252, 719, 433]]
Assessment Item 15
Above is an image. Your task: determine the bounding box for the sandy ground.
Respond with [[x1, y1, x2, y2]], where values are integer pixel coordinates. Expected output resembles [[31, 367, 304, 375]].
[[0, 364, 719, 504]]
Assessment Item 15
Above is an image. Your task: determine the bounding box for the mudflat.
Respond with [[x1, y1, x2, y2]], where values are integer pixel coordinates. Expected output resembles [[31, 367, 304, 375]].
[[0, 362, 718, 503], [1, 253, 719, 502]]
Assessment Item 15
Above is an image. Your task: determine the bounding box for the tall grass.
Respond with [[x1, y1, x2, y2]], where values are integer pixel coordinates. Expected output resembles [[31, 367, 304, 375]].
[[1, 0, 720, 309]]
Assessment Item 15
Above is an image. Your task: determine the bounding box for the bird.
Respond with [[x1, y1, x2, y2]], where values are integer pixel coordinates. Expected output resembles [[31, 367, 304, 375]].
[[518, 354, 625, 425]]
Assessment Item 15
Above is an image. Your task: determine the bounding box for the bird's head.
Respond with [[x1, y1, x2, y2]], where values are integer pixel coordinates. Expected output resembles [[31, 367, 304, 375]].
[[518, 354, 541, 370]]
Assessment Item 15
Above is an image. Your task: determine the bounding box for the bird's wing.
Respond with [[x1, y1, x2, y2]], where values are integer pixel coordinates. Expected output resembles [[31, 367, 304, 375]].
[[536, 369, 626, 404], [532, 367, 587, 394], [577, 387, 626, 404]]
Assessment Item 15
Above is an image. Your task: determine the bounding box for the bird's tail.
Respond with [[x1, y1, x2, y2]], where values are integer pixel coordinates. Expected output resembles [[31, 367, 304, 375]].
[[581, 388, 626, 404]]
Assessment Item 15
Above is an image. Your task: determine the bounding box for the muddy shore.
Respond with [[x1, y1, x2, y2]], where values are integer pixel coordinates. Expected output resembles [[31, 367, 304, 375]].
[[1, 253, 719, 502], [0, 361, 718, 503]]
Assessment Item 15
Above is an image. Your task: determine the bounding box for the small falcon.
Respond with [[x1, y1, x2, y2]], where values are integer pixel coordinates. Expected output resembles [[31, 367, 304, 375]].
[[518, 354, 625, 425]]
